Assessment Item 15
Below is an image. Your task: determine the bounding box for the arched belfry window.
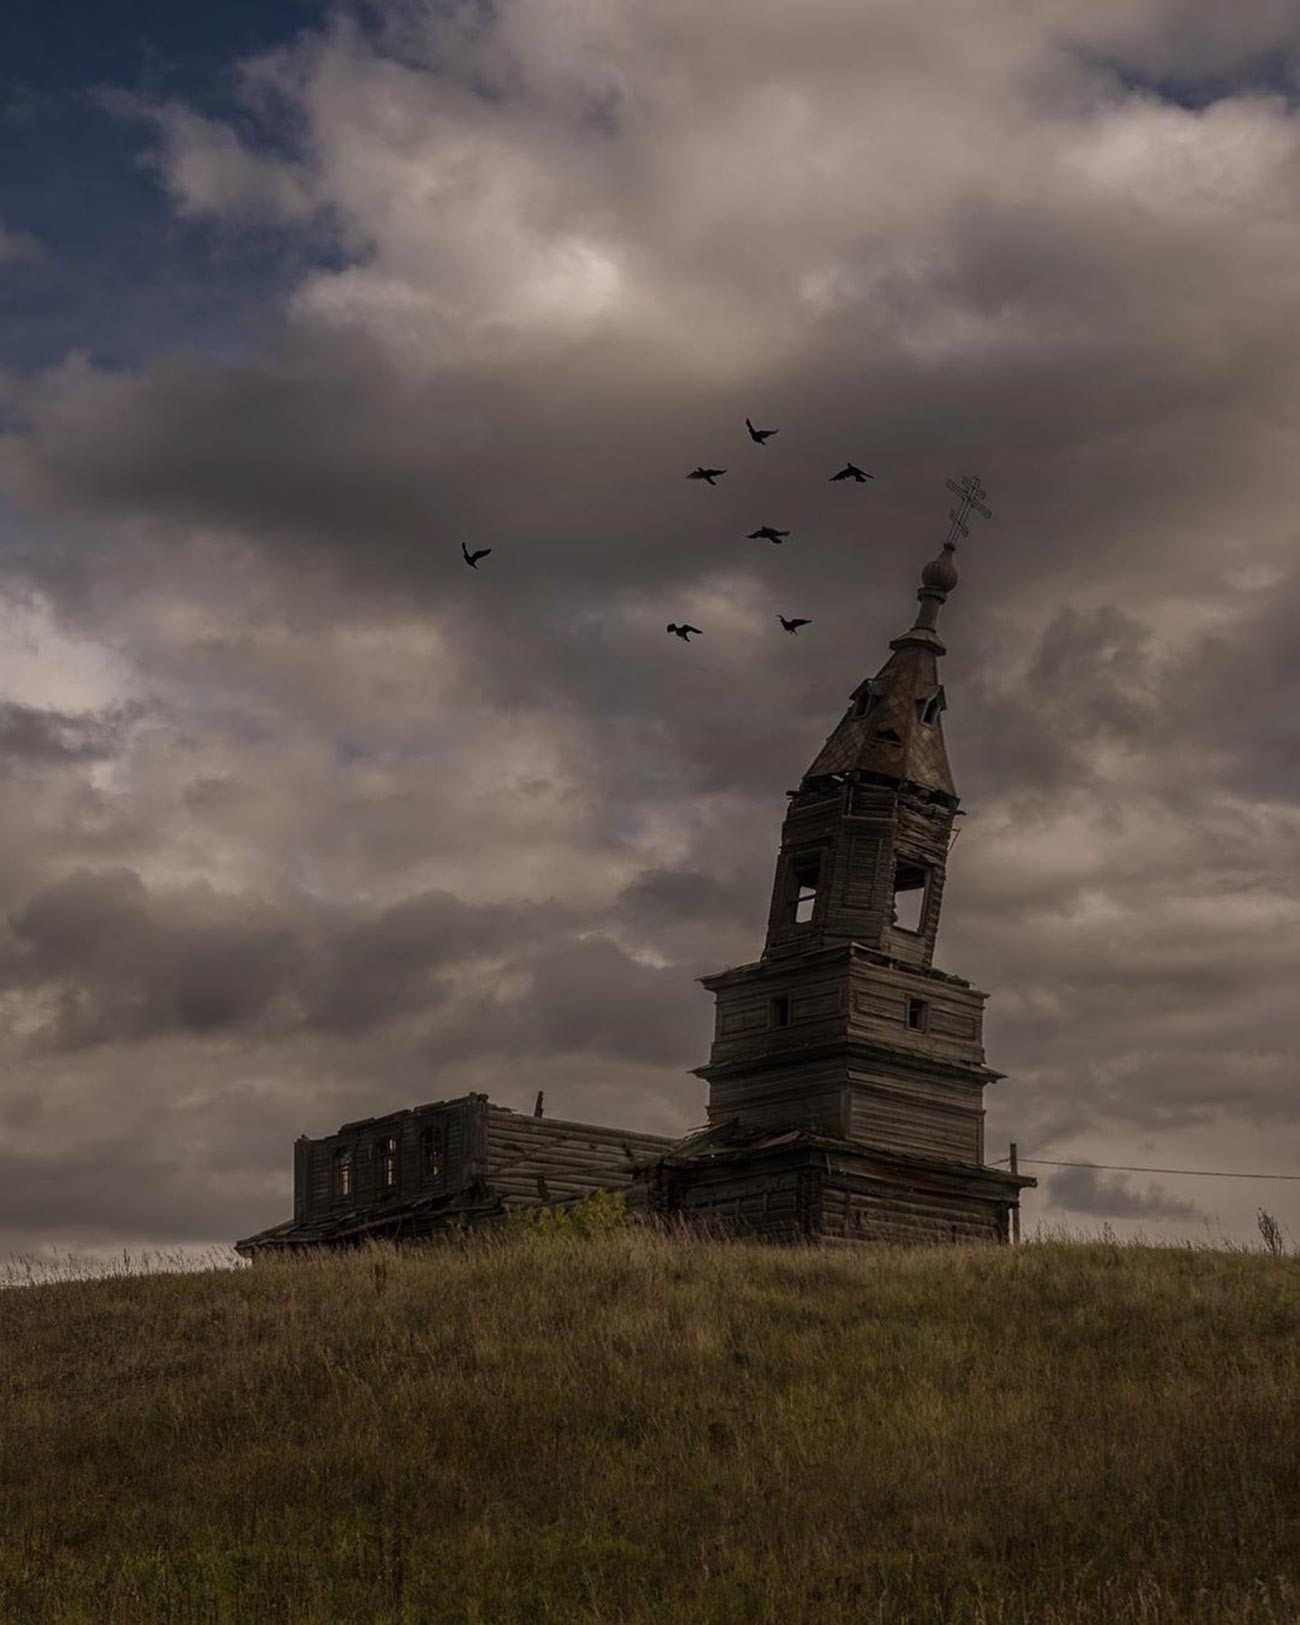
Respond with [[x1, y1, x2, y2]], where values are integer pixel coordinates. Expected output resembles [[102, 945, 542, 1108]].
[[333, 1146, 354, 1200], [789, 851, 823, 925], [376, 1134, 399, 1191], [892, 860, 930, 934]]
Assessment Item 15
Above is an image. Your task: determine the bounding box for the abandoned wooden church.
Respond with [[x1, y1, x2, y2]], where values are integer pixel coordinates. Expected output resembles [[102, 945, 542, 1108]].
[[236, 508, 1035, 1256]]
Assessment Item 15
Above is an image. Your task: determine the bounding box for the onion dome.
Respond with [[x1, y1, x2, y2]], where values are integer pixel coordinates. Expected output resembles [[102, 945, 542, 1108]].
[[921, 543, 959, 593]]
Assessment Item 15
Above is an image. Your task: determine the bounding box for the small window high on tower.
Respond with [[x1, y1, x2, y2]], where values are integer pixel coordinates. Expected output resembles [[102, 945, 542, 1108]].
[[892, 861, 929, 934], [916, 694, 942, 726], [789, 852, 822, 924]]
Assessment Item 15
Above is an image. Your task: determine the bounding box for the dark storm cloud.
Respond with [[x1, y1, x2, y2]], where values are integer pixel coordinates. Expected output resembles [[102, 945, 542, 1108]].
[[613, 866, 760, 931], [301, 890, 562, 1034], [496, 934, 699, 1068], [2, 0, 1300, 1249], [1046, 1161, 1204, 1221], [0, 865, 691, 1069], [0, 698, 139, 765], [0, 1142, 264, 1244]]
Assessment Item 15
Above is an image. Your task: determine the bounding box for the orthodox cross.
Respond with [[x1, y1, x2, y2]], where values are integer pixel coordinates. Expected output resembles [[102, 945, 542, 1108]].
[[943, 473, 992, 547]]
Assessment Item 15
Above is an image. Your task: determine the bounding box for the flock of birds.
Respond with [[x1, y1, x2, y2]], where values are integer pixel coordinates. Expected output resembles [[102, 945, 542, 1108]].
[[460, 415, 875, 644]]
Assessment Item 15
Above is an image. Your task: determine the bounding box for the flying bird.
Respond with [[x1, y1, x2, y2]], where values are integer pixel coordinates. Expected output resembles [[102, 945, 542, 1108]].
[[779, 616, 811, 634], [461, 543, 492, 568], [830, 463, 873, 482], [746, 417, 778, 444], [688, 467, 726, 484], [667, 623, 703, 642], [748, 526, 790, 544]]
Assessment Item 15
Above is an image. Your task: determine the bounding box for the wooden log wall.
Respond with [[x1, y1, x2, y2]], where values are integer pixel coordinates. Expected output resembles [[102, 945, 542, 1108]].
[[761, 778, 957, 969], [660, 1165, 815, 1244], [846, 1083, 980, 1162], [483, 1107, 678, 1210], [819, 1177, 1005, 1246], [299, 1093, 486, 1224], [704, 946, 989, 1078]]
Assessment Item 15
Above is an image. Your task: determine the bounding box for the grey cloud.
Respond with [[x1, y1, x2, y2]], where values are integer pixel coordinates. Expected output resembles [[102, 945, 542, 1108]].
[[301, 890, 563, 1034], [1046, 1161, 1204, 1219], [613, 866, 760, 930], [0, 699, 140, 765]]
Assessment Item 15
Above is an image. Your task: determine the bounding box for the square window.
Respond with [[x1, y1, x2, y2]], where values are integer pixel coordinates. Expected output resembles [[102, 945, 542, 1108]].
[[906, 998, 929, 1032]]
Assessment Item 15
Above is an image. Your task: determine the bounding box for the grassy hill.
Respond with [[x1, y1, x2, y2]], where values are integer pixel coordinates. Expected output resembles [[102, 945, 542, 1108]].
[[2, 1226, 1299, 1624]]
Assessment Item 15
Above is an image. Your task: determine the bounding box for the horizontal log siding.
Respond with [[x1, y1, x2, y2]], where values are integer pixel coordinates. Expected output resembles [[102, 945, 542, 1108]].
[[820, 1179, 1005, 1246], [847, 1084, 980, 1162], [707, 1049, 848, 1127], [820, 819, 893, 947], [847, 958, 987, 1069], [667, 1167, 812, 1243], [484, 1109, 677, 1209]]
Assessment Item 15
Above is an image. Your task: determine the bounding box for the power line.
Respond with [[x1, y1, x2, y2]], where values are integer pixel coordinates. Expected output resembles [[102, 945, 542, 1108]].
[[987, 1156, 1300, 1181]]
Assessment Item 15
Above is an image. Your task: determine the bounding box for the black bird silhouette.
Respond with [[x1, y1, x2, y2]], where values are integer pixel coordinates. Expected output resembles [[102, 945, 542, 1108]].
[[830, 462, 873, 482], [462, 543, 492, 568], [667, 623, 703, 642], [748, 525, 790, 544], [746, 417, 777, 444], [688, 467, 726, 484], [779, 615, 811, 634]]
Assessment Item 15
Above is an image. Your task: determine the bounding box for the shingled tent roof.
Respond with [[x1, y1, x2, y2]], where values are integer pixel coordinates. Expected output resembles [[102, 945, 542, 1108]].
[[802, 541, 962, 801]]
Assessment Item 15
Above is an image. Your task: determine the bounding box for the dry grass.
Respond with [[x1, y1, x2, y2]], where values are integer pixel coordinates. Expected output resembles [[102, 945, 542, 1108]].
[[2, 1225, 1299, 1624]]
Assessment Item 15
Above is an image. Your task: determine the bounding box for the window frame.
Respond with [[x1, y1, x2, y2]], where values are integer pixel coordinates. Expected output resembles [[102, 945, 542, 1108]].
[[376, 1133, 400, 1192], [788, 850, 823, 926], [419, 1123, 445, 1182], [891, 859, 930, 935]]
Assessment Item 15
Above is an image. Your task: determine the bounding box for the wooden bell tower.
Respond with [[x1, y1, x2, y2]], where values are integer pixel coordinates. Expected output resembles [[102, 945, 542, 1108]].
[[645, 478, 1036, 1245]]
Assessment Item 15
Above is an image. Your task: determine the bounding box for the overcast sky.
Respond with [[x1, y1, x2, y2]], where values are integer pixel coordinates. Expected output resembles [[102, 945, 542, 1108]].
[[1, 0, 1299, 1262]]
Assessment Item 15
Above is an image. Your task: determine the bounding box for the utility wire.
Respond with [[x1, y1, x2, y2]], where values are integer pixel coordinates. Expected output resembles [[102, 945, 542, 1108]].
[[986, 1156, 1300, 1181]]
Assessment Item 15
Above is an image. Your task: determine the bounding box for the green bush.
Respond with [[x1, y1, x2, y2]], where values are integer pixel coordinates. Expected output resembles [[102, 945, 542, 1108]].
[[505, 1186, 628, 1236]]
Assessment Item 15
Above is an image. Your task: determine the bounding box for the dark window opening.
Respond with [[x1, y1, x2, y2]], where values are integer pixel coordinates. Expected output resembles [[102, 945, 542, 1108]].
[[333, 1148, 353, 1200], [770, 994, 790, 1028], [916, 694, 942, 726], [376, 1134, 399, 1190], [893, 860, 929, 933], [853, 691, 881, 720], [420, 1125, 444, 1180], [872, 728, 902, 745], [789, 852, 822, 924], [906, 997, 929, 1032]]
